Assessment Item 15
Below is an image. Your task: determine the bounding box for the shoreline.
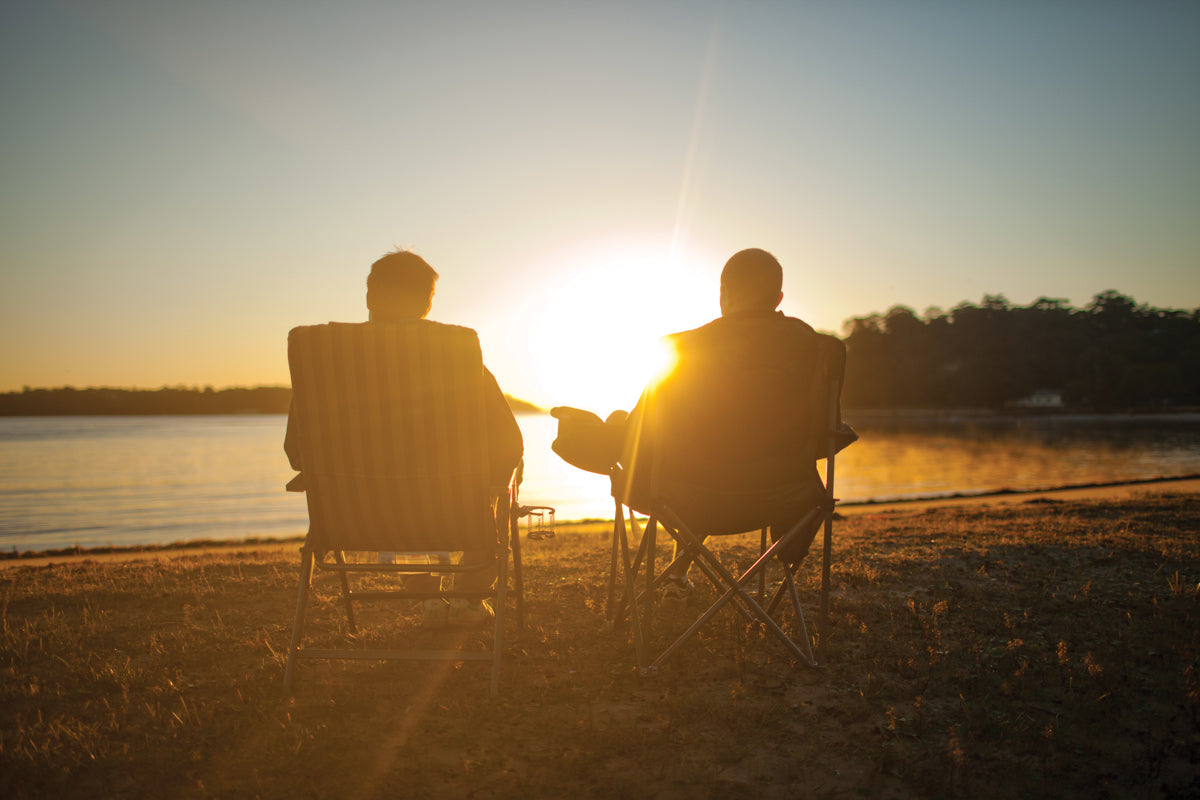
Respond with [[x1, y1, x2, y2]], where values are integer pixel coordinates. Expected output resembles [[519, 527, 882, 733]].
[[4, 474, 1198, 571], [837, 472, 1200, 513]]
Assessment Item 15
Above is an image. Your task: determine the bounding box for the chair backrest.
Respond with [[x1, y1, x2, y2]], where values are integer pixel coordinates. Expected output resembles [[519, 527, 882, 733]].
[[623, 319, 846, 534], [287, 321, 496, 552]]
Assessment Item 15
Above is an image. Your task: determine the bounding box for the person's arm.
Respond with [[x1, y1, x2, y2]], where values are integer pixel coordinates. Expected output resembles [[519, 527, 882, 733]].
[[484, 367, 523, 485], [284, 399, 302, 470], [283, 400, 307, 491]]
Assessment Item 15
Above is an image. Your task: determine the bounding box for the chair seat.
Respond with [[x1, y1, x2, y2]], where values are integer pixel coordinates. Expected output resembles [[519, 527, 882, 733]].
[[618, 468, 826, 538]]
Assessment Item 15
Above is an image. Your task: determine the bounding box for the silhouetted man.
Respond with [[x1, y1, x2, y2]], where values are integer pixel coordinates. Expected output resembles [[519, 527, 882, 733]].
[[553, 248, 837, 600], [286, 250, 522, 622]]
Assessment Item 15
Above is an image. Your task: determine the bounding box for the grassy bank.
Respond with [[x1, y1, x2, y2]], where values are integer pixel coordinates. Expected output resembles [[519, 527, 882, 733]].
[[2, 494, 1198, 799]]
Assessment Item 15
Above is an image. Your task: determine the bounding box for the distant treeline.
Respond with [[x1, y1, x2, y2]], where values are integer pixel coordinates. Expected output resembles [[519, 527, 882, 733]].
[[0, 386, 544, 416], [841, 290, 1200, 410], [0, 386, 294, 416], [7, 290, 1195, 415]]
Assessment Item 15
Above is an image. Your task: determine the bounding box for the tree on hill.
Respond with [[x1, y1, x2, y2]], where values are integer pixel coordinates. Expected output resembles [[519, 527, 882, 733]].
[[0, 386, 295, 415], [0, 386, 546, 416], [840, 291, 1200, 410]]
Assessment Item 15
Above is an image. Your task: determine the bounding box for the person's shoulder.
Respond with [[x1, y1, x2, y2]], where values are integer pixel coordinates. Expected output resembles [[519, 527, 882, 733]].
[[289, 320, 352, 335], [417, 316, 477, 333], [774, 311, 817, 336], [663, 317, 721, 353], [413, 319, 480, 338], [776, 314, 846, 360], [366, 318, 478, 334], [666, 317, 713, 339], [287, 321, 361, 346], [366, 319, 482, 343], [289, 320, 481, 337]]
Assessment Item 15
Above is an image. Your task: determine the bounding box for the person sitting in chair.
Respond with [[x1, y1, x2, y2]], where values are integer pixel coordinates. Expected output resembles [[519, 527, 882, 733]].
[[551, 247, 845, 602], [285, 250, 523, 623]]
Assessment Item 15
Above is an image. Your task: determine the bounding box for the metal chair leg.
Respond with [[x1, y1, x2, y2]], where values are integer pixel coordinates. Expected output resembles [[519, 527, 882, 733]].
[[283, 546, 316, 693], [333, 549, 357, 633], [606, 497, 622, 621]]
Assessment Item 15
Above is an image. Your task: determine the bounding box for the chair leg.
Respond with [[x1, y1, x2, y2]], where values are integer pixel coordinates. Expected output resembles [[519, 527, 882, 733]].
[[642, 517, 656, 641], [652, 562, 809, 669], [491, 544, 509, 698], [611, 510, 652, 633], [283, 545, 316, 693], [333, 549, 357, 633], [606, 497, 622, 621], [758, 527, 768, 602], [765, 576, 787, 616], [783, 572, 816, 665], [818, 512, 833, 666], [609, 504, 649, 631], [617, 508, 648, 672], [509, 503, 525, 631], [818, 399, 839, 667], [760, 562, 816, 664], [650, 510, 816, 669]]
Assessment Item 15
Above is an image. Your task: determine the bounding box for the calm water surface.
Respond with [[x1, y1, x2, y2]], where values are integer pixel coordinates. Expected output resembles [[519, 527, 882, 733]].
[[1, 413, 1198, 552]]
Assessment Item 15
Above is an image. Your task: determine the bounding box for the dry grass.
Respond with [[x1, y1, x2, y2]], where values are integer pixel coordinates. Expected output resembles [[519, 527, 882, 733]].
[[2, 494, 1199, 799]]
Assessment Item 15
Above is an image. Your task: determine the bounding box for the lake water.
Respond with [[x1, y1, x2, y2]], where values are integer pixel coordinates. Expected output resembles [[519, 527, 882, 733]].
[[1, 412, 1198, 552]]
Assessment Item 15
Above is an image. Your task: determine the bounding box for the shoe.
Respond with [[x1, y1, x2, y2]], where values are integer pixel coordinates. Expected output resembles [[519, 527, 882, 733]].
[[659, 574, 692, 613], [448, 599, 495, 626], [659, 574, 693, 607], [420, 598, 448, 628]]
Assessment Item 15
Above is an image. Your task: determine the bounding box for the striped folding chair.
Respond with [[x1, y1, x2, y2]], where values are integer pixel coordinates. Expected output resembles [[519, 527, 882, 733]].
[[282, 321, 523, 696]]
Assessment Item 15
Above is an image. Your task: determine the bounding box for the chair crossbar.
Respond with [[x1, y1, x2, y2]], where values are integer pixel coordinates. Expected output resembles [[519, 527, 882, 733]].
[[293, 649, 496, 662], [285, 502, 522, 697], [611, 494, 829, 673], [284, 532, 518, 696], [312, 559, 495, 575], [650, 541, 813, 669], [340, 589, 498, 602]]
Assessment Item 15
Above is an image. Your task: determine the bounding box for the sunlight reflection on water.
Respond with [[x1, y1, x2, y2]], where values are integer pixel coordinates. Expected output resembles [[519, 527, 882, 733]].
[[836, 413, 1200, 502], [1, 413, 1198, 551]]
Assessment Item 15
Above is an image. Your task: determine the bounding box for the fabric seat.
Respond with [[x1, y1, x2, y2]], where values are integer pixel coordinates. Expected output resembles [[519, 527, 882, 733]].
[[282, 321, 524, 696], [606, 333, 852, 673]]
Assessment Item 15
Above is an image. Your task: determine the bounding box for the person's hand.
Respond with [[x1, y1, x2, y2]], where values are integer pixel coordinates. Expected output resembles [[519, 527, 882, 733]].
[[549, 406, 605, 425]]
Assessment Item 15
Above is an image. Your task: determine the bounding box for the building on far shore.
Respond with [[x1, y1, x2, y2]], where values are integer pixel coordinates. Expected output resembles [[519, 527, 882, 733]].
[[1011, 389, 1065, 409]]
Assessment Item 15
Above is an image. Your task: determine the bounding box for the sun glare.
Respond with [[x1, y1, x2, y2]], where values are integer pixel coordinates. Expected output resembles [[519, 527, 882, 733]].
[[524, 239, 716, 414]]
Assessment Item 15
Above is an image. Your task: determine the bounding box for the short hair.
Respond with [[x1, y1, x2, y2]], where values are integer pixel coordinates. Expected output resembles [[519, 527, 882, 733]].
[[720, 248, 783, 310], [367, 250, 438, 310]]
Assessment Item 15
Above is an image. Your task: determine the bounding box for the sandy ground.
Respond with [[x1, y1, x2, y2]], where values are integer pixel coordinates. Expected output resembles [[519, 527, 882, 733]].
[[5, 476, 1198, 571]]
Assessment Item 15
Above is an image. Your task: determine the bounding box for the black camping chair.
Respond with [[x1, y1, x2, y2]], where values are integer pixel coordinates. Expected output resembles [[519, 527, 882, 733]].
[[606, 332, 853, 673]]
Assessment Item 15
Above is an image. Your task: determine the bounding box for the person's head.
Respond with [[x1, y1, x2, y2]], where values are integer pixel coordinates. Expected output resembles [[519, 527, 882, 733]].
[[366, 250, 438, 321], [719, 248, 784, 315]]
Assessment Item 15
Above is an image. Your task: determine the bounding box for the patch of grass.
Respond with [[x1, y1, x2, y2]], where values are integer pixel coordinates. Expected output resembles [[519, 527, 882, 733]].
[[2, 494, 1199, 798]]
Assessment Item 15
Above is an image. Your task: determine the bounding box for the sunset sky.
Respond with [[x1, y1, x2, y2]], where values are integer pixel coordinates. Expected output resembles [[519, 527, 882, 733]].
[[3, 1, 1198, 412]]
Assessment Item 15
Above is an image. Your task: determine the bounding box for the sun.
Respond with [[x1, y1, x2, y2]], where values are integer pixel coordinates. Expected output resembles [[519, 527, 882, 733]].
[[523, 238, 718, 414]]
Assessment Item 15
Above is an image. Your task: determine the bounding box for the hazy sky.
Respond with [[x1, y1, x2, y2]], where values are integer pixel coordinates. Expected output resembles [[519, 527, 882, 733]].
[[3, 1, 1198, 411]]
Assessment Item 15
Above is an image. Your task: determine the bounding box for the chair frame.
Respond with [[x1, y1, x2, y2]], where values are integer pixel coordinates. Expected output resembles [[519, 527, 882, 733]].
[[283, 486, 523, 697], [607, 348, 844, 674]]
